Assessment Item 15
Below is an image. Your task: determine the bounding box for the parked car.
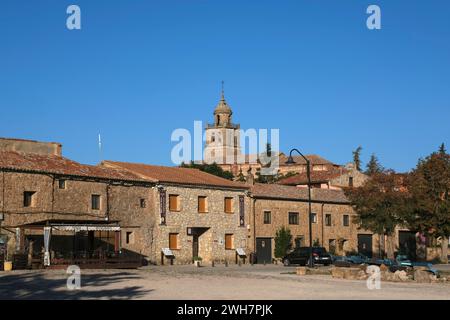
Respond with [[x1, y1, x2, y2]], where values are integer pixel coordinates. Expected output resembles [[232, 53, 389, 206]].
[[283, 247, 332, 266], [346, 254, 369, 265]]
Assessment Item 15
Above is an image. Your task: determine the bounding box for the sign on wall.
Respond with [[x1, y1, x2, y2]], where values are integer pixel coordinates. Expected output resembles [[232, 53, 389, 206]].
[[239, 195, 245, 227], [160, 189, 166, 225]]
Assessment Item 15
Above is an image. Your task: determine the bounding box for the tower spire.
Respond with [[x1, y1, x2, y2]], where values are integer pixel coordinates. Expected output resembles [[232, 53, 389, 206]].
[[221, 80, 225, 101]]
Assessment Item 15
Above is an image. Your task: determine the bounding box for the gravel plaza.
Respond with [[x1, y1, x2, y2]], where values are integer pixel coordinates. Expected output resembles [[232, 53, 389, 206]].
[[0, 264, 449, 300]]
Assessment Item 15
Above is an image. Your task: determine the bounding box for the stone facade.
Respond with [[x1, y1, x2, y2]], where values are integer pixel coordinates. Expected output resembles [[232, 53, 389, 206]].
[[152, 185, 249, 264], [248, 197, 374, 258], [0, 138, 61, 156], [0, 170, 154, 260]]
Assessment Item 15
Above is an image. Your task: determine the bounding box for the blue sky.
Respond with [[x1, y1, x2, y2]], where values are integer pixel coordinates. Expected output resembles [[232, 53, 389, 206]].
[[0, 0, 449, 172]]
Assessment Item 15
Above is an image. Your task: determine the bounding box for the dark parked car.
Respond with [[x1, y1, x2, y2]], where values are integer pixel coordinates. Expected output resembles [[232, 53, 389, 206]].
[[283, 247, 332, 266]]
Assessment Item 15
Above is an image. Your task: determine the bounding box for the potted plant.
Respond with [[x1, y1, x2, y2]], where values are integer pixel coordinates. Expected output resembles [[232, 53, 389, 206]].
[[193, 256, 202, 267]]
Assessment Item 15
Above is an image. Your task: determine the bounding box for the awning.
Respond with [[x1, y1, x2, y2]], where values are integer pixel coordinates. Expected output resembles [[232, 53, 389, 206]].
[[53, 225, 120, 232], [17, 219, 121, 232]]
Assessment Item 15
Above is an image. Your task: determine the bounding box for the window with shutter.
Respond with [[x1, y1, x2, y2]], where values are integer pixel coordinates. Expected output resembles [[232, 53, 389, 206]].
[[169, 195, 180, 212], [169, 233, 179, 250], [198, 196, 208, 213], [225, 234, 234, 250], [224, 197, 233, 213]]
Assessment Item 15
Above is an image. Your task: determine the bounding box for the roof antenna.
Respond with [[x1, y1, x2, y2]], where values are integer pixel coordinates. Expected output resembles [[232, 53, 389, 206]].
[[98, 133, 102, 162]]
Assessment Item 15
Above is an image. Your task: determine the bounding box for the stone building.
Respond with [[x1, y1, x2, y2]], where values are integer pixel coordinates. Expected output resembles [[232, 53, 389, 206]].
[[101, 161, 250, 265], [278, 162, 369, 189], [0, 138, 154, 267], [245, 182, 379, 263], [201, 93, 354, 181], [204, 88, 241, 165]]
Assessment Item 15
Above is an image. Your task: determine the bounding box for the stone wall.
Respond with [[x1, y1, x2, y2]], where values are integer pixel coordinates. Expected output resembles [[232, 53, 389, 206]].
[[0, 170, 155, 260], [249, 197, 375, 258], [107, 184, 155, 259], [0, 138, 61, 156], [152, 185, 249, 265], [330, 166, 368, 188]]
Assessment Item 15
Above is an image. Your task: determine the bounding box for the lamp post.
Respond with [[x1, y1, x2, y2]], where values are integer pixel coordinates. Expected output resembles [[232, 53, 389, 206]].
[[285, 148, 314, 268]]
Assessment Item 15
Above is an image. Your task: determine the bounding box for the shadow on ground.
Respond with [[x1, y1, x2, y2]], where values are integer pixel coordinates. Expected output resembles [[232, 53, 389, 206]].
[[0, 271, 153, 300]]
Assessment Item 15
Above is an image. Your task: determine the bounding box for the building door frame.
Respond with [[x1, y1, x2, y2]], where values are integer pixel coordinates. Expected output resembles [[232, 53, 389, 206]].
[[256, 237, 272, 264], [357, 234, 373, 258], [188, 227, 209, 261]]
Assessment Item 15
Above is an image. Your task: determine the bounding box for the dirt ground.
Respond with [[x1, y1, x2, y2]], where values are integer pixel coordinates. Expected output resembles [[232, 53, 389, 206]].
[[0, 264, 449, 300]]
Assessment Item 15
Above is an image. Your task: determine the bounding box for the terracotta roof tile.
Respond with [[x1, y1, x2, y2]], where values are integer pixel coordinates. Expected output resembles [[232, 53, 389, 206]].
[[250, 183, 349, 204], [278, 154, 333, 165], [102, 161, 249, 189], [0, 151, 146, 182], [278, 167, 348, 185], [233, 153, 333, 166]]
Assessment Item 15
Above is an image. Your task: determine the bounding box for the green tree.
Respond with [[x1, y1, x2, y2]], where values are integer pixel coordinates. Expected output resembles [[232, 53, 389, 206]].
[[406, 144, 450, 263], [236, 168, 246, 182], [180, 161, 234, 180], [266, 143, 272, 157], [344, 170, 410, 258], [352, 146, 363, 171], [274, 226, 292, 258], [365, 154, 384, 176]]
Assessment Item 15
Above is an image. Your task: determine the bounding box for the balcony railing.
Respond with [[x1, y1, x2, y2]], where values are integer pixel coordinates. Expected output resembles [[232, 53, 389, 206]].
[[206, 123, 240, 129]]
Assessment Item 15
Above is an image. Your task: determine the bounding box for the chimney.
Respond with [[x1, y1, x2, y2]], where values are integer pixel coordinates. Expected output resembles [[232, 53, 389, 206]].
[[0, 138, 62, 156]]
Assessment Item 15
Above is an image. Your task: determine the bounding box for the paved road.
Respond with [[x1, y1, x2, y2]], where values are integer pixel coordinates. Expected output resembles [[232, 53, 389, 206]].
[[0, 265, 448, 300]]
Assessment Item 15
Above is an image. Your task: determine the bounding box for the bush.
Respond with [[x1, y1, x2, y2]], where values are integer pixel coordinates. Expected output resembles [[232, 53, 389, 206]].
[[274, 227, 292, 258]]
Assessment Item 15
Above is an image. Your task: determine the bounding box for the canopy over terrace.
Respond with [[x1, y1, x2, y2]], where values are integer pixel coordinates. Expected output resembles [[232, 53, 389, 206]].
[[17, 219, 123, 268]]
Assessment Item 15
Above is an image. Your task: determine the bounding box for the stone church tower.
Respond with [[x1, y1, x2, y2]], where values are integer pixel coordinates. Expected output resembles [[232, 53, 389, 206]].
[[204, 87, 241, 164]]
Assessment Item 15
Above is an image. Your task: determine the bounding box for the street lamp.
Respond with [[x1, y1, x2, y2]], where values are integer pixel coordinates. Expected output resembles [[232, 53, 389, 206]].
[[285, 148, 314, 268]]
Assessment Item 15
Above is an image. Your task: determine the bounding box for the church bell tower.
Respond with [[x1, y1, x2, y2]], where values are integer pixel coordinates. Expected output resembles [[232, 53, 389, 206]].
[[204, 83, 241, 164]]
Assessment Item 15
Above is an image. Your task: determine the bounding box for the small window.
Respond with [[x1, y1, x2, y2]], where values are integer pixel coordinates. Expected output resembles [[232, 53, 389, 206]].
[[225, 234, 234, 250], [169, 195, 180, 212], [198, 196, 208, 213], [289, 212, 299, 225], [23, 191, 36, 207], [224, 197, 234, 214], [125, 231, 134, 245], [343, 214, 350, 227], [58, 179, 66, 189], [325, 214, 332, 226], [311, 213, 317, 223], [140, 198, 146, 208], [263, 211, 271, 224], [349, 177, 354, 188], [91, 195, 101, 210], [169, 233, 179, 250]]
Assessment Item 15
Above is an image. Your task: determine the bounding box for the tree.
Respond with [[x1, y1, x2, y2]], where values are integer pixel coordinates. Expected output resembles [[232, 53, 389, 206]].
[[352, 146, 363, 171], [236, 169, 246, 182], [266, 143, 272, 157], [180, 161, 234, 180], [439, 143, 446, 154], [274, 227, 292, 259], [365, 154, 384, 176], [344, 170, 410, 258], [406, 144, 450, 263]]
